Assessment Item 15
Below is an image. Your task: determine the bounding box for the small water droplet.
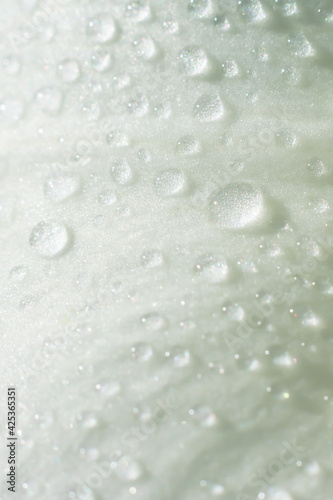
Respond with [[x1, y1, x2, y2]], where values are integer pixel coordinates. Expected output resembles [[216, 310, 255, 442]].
[[239, 0, 266, 23], [194, 254, 228, 283], [116, 456, 142, 481], [176, 135, 201, 155], [86, 13, 117, 44], [98, 190, 117, 205], [44, 172, 81, 203], [58, 59, 80, 83], [10, 266, 28, 282], [172, 348, 191, 367], [126, 1, 151, 23], [141, 313, 167, 331], [131, 343, 153, 362], [178, 46, 209, 76], [194, 94, 224, 121], [91, 48, 112, 72], [141, 249, 163, 268], [111, 159, 133, 185], [35, 87, 62, 114], [189, 405, 217, 427], [288, 33, 315, 58], [155, 169, 187, 197]]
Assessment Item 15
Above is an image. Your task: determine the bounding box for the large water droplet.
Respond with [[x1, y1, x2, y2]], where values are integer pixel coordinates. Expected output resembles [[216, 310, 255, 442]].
[[209, 182, 264, 229], [29, 221, 70, 258]]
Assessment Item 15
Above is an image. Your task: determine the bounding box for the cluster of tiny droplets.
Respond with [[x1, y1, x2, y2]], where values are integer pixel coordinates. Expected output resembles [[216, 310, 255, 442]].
[[0, 0, 331, 499]]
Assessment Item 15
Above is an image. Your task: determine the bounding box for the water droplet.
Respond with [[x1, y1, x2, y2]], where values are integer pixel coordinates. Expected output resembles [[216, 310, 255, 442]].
[[81, 98, 100, 121], [194, 94, 224, 121], [127, 94, 149, 116], [35, 87, 62, 114], [20, 0, 38, 12], [125, 1, 151, 23], [29, 221, 70, 258], [141, 313, 167, 331], [96, 380, 121, 398], [276, 129, 297, 148], [172, 348, 191, 367], [265, 488, 293, 500], [163, 19, 179, 34], [116, 456, 142, 481], [10, 266, 27, 282], [86, 13, 117, 44], [58, 59, 80, 83], [91, 49, 112, 72], [189, 405, 217, 427], [176, 135, 201, 155], [79, 412, 98, 429], [178, 46, 209, 76], [0, 97, 24, 122], [133, 35, 158, 60], [155, 169, 187, 197], [98, 190, 117, 205], [111, 159, 133, 185], [239, 0, 266, 23], [44, 172, 81, 203], [275, 0, 298, 16], [131, 342, 153, 362], [141, 249, 164, 268], [307, 158, 327, 178], [288, 33, 315, 58], [209, 182, 264, 229], [222, 302, 245, 321], [194, 254, 228, 283], [213, 15, 230, 31], [189, 0, 214, 19], [222, 59, 239, 78], [2, 55, 21, 75]]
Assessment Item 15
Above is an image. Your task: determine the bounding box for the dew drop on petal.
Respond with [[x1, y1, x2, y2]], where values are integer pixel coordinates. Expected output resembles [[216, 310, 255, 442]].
[[155, 169, 187, 197], [209, 182, 264, 229], [29, 221, 70, 258], [86, 14, 117, 44], [194, 254, 228, 283], [178, 46, 209, 76], [194, 94, 224, 122], [58, 59, 80, 83], [35, 87, 62, 114], [116, 456, 142, 481], [44, 172, 81, 203]]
